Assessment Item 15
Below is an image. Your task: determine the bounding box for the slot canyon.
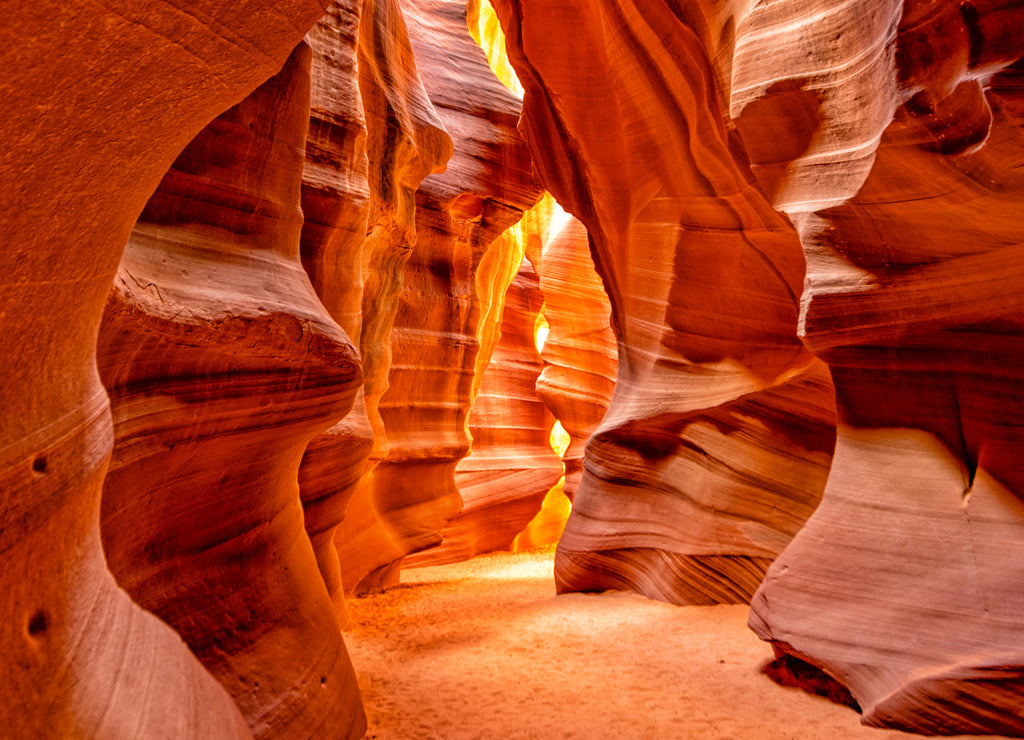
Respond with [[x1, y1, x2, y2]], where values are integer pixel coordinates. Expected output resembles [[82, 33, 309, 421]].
[[2, 0, 1024, 737]]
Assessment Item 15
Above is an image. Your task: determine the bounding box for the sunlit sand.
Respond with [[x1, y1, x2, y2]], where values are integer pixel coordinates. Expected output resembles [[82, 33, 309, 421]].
[[346, 549, 943, 740]]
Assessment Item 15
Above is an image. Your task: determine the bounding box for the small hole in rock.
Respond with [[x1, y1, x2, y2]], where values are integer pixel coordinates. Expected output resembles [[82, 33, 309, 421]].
[[32, 456, 48, 475], [28, 610, 48, 636], [320, 676, 327, 687]]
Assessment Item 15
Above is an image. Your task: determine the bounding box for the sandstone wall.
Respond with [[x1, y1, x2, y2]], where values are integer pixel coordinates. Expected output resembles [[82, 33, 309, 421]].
[[534, 211, 617, 500], [490, 0, 836, 605], [298, 0, 451, 612], [0, 1, 326, 737], [97, 43, 365, 739], [9, 1, 1024, 736], [407, 257, 564, 566], [736, 1, 1024, 732], [336, 0, 541, 592]]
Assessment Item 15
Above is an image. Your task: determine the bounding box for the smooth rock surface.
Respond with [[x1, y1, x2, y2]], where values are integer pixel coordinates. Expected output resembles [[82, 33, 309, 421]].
[[339, 0, 541, 592], [491, 0, 835, 605], [743, 6, 1024, 730], [297, 0, 375, 620], [330, 0, 453, 596], [0, 1, 324, 737], [407, 257, 564, 567], [534, 211, 617, 499], [98, 43, 366, 740]]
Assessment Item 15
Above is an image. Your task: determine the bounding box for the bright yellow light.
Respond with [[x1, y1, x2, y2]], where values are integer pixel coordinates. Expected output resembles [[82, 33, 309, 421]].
[[534, 312, 549, 354], [549, 421, 570, 458], [511, 479, 571, 552], [468, 0, 524, 98]]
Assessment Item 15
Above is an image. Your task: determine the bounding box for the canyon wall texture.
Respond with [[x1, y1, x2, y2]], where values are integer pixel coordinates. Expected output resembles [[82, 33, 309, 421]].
[[336, 0, 542, 592], [296, 0, 375, 621], [0, 1, 328, 737], [492, 0, 1024, 732], [7, 0, 1024, 737], [737, 1, 1024, 734], [298, 0, 451, 611], [407, 257, 564, 566], [97, 42, 365, 739], [534, 211, 617, 500], [490, 0, 836, 605]]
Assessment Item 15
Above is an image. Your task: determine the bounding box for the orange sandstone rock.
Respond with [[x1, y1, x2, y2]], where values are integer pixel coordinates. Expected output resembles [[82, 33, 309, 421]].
[[491, 0, 834, 605], [98, 43, 365, 739], [297, 1, 377, 621], [338, 0, 541, 592], [534, 212, 617, 499], [407, 258, 563, 567], [329, 0, 454, 595], [0, 1, 324, 737], [741, 3, 1024, 731]]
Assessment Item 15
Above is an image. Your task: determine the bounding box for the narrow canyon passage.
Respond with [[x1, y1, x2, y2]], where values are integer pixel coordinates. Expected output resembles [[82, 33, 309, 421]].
[[6, 0, 1024, 736], [345, 549, 988, 740]]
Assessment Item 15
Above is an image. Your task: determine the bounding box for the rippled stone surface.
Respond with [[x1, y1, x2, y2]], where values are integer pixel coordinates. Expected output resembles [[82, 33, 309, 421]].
[[534, 212, 617, 499], [407, 258, 563, 567], [327, 0, 453, 597], [740, 2, 1024, 732], [491, 0, 834, 606], [337, 0, 541, 593], [0, 1, 323, 736], [98, 43, 366, 740]]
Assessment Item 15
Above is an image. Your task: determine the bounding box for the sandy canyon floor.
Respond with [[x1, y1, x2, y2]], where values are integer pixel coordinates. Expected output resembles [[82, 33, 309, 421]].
[[344, 549, 998, 740]]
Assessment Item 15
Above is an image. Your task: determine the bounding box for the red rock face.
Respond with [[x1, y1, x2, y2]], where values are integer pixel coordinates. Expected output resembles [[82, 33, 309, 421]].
[[10, 0, 1024, 735], [98, 43, 366, 739], [336, 0, 541, 592], [297, 0, 382, 622], [491, 0, 835, 605], [535, 211, 617, 499], [0, 1, 323, 736], [407, 257, 564, 567], [327, 0, 455, 597], [738, 2, 1024, 732]]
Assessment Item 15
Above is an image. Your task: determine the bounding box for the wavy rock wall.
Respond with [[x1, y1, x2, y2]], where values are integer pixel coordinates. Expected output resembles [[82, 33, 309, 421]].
[[0, 1, 326, 737], [535, 211, 617, 499], [337, 0, 541, 592], [491, 0, 836, 605], [735, 1, 1024, 734], [297, 1, 374, 622], [97, 42, 366, 740], [298, 0, 451, 614], [408, 257, 563, 566]]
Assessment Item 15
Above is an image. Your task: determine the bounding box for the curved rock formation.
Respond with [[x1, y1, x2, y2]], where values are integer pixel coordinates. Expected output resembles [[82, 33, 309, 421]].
[[98, 43, 365, 739], [327, 0, 454, 596], [338, 0, 541, 592], [534, 211, 617, 499], [491, 0, 834, 605], [407, 257, 563, 567], [0, 1, 327, 737], [296, 0, 407, 622], [739, 2, 1024, 733]]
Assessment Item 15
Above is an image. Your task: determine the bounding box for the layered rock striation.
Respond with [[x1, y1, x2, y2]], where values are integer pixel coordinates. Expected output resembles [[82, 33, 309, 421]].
[[98, 42, 365, 739], [491, 0, 835, 605], [0, 1, 325, 737], [297, 0, 451, 613], [296, 1, 375, 620], [408, 257, 563, 566], [534, 210, 617, 500], [337, 0, 541, 592], [737, 1, 1024, 733]]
